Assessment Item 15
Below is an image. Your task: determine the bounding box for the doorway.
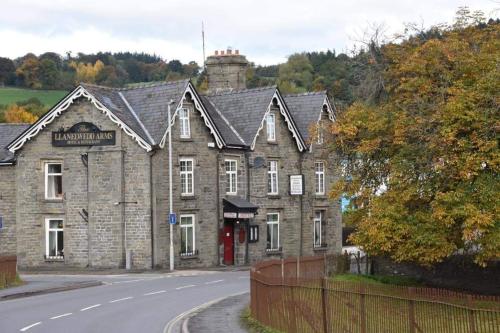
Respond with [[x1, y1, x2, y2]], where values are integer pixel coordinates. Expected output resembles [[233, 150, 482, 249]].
[[223, 223, 234, 265]]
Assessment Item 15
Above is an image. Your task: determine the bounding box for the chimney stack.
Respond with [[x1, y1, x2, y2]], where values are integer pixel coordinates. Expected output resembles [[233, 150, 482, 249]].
[[205, 48, 249, 93]]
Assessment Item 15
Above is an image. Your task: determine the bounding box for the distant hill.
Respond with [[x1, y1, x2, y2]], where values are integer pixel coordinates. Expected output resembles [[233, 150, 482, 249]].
[[0, 87, 67, 107]]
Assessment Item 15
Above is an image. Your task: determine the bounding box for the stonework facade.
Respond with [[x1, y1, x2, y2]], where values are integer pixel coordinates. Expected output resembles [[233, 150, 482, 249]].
[[0, 51, 341, 270]]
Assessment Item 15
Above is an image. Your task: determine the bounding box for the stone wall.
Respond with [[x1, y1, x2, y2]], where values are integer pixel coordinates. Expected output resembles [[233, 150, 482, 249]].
[[15, 99, 152, 269], [152, 99, 220, 269], [0, 166, 17, 255]]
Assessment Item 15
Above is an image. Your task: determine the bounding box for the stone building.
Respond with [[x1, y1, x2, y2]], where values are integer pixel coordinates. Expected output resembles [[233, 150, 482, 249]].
[[0, 50, 341, 270]]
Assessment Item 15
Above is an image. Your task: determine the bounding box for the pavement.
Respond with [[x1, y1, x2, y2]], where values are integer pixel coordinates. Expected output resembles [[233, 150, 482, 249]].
[[187, 293, 249, 333], [0, 269, 250, 333]]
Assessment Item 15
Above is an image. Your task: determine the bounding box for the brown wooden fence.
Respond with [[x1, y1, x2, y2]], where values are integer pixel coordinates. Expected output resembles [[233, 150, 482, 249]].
[[0, 256, 17, 286], [250, 255, 500, 333]]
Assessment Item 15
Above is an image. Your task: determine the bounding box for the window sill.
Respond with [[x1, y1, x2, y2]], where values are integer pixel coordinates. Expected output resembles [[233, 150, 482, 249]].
[[265, 248, 282, 256], [180, 195, 196, 200], [313, 246, 328, 252], [314, 195, 328, 200], [44, 198, 64, 203], [44, 257, 64, 262], [180, 250, 199, 259], [267, 194, 281, 199], [179, 138, 193, 142], [267, 141, 278, 145]]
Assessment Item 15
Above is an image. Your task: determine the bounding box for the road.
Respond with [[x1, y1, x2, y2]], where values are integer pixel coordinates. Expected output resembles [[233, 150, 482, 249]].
[[0, 270, 249, 333]]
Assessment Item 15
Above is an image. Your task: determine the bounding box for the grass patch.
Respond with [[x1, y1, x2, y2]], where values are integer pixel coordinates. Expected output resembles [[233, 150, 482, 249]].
[[0, 272, 23, 289], [240, 307, 284, 333], [332, 273, 423, 286], [0, 87, 68, 107]]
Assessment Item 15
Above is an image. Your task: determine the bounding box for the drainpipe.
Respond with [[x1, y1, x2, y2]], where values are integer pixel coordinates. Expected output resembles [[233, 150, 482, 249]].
[[299, 152, 304, 256], [245, 150, 251, 265], [215, 152, 221, 266], [149, 150, 156, 269], [122, 148, 128, 269]]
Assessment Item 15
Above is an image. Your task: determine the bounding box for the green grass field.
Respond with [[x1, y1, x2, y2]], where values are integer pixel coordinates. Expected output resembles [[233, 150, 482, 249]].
[[0, 87, 68, 107]]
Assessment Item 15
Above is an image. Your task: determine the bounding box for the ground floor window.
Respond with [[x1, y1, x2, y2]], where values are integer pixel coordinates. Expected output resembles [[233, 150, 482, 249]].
[[180, 214, 195, 256], [313, 210, 326, 248], [45, 218, 64, 259], [266, 213, 280, 251]]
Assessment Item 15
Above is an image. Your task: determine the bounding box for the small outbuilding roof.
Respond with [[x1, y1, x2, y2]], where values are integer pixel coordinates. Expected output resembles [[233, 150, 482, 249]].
[[0, 123, 30, 163]]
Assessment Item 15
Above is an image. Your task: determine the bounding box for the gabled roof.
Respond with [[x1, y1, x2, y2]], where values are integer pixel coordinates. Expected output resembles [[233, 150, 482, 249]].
[[0, 123, 29, 164], [118, 80, 190, 144], [284, 91, 335, 142], [200, 95, 246, 147], [6, 81, 330, 156], [204, 86, 277, 146], [81, 83, 155, 145], [7, 85, 154, 153]]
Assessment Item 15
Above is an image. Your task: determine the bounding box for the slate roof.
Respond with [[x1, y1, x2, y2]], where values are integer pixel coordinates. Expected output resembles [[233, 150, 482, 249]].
[[120, 80, 189, 144], [0, 123, 30, 163], [204, 86, 277, 146], [284, 91, 328, 142], [6, 81, 331, 154], [200, 95, 245, 146], [81, 83, 154, 145]]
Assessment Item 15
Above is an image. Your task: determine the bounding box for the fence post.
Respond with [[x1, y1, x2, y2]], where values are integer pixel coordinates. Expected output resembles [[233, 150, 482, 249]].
[[408, 288, 416, 333], [321, 277, 328, 333], [467, 295, 477, 333], [360, 284, 367, 333]]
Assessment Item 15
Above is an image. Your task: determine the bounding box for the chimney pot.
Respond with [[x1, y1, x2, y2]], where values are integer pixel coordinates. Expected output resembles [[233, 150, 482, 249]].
[[215, 50, 219, 55], [227, 49, 232, 55], [221, 50, 225, 55], [235, 49, 239, 55]]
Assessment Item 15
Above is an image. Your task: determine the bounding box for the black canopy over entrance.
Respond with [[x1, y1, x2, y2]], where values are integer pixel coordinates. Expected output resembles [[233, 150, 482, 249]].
[[223, 196, 259, 219]]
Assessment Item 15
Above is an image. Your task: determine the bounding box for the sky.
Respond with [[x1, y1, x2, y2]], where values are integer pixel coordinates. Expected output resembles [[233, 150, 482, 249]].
[[1, 0, 498, 66]]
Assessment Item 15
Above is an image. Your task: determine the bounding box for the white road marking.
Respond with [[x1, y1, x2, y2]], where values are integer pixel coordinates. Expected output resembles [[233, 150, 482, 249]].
[[175, 284, 196, 290], [109, 296, 133, 303], [204, 279, 224, 285], [50, 313, 72, 320], [112, 279, 144, 284], [80, 304, 101, 311], [238, 276, 248, 279], [144, 290, 166, 296], [20, 322, 41, 331]]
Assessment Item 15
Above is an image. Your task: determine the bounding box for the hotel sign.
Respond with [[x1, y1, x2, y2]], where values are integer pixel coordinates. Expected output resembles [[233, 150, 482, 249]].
[[52, 122, 116, 147]]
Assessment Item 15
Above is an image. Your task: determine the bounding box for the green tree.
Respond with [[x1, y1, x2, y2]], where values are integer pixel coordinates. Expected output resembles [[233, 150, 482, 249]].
[[277, 53, 314, 93], [39, 58, 60, 89], [331, 13, 500, 267], [0, 57, 15, 85], [15, 55, 41, 88]]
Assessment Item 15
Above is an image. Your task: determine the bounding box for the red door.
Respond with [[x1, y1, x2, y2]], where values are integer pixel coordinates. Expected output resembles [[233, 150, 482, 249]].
[[223, 224, 234, 265]]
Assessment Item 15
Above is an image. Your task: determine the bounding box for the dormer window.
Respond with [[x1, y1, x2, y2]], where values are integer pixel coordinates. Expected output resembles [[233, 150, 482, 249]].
[[266, 113, 276, 142], [179, 108, 191, 138]]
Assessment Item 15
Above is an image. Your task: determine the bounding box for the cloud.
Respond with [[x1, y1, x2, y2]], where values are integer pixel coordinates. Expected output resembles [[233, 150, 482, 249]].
[[0, 0, 498, 65]]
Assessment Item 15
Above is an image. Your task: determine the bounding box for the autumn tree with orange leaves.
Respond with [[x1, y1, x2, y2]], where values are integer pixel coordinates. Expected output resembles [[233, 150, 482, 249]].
[[331, 9, 499, 266]]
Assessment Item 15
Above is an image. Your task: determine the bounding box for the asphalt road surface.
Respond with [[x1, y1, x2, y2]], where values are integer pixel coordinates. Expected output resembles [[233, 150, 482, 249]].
[[0, 270, 249, 333]]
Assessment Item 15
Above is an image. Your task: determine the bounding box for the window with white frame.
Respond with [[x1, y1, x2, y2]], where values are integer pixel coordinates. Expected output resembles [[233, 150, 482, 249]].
[[180, 158, 194, 195], [45, 162, 63, 200], [266, 113, 276, 141], [267, 160, 279, 195], [45, 218, 64, 259], [225, 159, 238, 194], [266, 213, 280, 250], [180, 214, 195, 256], [179, 108, 191, 138], [313, 211, 326, 248], [315, 161, 325, 195]]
